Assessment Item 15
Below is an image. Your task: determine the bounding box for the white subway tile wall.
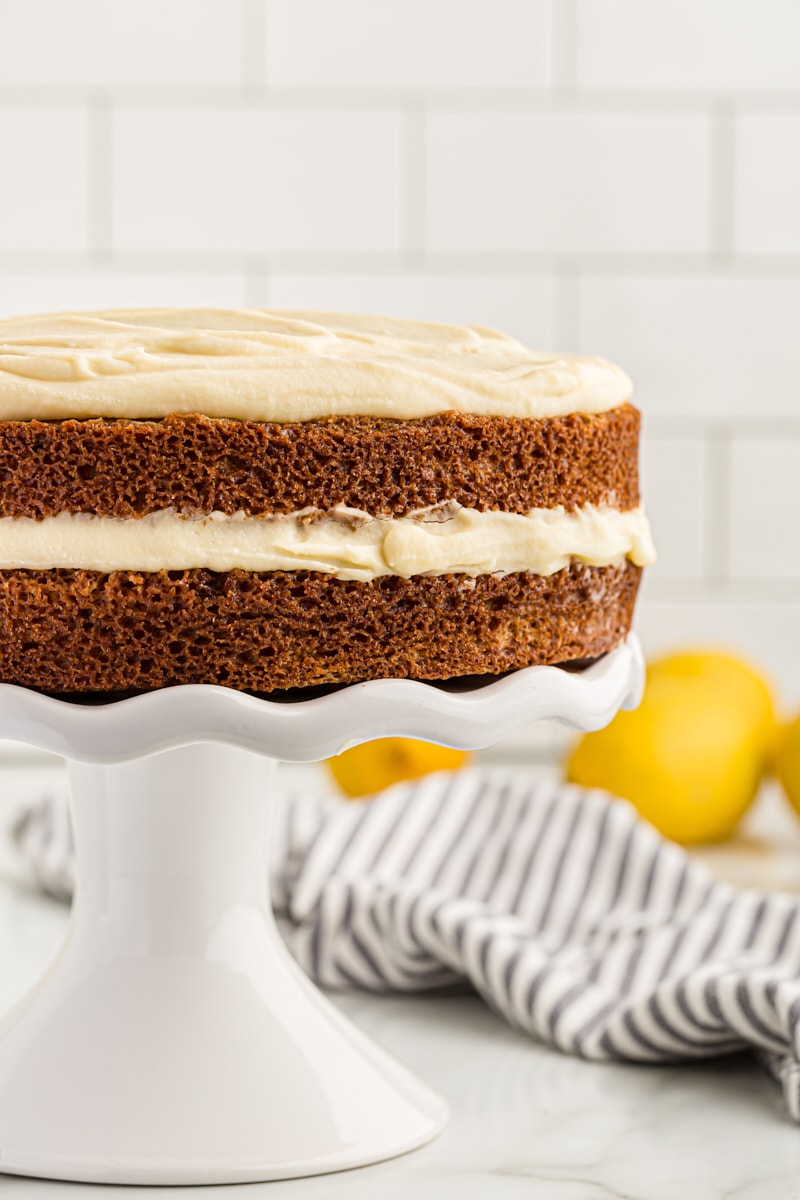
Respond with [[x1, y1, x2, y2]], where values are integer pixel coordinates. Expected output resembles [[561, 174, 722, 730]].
[[0, 271, 248, 319], [264, 273, 554, 345], [575, 0, 800, 92], [641, 437, 706, 581], [113, 109, 404, 252], [0, 0, 242, 87], [729, 439, 800, 581], [425, 113, 711, 254], [265, 0, 552, 89], [0, 0, 798, 708], [578, 276, 800, 418], [735, 115, 800, 254], [0, 110, 89, 250]]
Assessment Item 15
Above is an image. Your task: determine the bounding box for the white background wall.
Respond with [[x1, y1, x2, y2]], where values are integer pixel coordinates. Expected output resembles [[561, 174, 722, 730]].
[[1, 0, 799, 704]]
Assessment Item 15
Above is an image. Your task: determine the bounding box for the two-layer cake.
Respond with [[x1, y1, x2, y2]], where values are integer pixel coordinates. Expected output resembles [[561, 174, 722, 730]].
[[0, 309, 654, 693]]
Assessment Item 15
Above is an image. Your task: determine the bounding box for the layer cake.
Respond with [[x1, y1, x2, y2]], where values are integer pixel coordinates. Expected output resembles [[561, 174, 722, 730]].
[[0, 309, 654, 693]]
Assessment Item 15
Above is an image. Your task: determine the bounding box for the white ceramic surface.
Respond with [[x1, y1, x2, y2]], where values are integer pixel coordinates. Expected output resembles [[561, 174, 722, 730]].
[[2, 771, 799, 1200], [0, 636, 644, 764], [0, 744, 447, 1184], [0, 639, 643, 1185]]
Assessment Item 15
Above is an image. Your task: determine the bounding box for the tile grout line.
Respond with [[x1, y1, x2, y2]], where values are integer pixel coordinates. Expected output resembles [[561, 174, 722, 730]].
[[87, 93, 113, 262], [648, 416, 800, 439], [550, 261, 580, 349], [400, 101, 426, 261], [709, 99, 736, 260], [641, 584, 800, 603], [241, 0, 268, 95], [6, 250, 800, 277], [244, 259, 269, 307], [3, 83, 800, 113], [549, 0, 578, 91], [572, 262, 581, 350], [7, 249, 800, 286]]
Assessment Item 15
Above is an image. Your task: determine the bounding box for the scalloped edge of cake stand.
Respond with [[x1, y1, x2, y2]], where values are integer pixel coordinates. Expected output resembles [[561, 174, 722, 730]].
[[0, 634, 644, 764]]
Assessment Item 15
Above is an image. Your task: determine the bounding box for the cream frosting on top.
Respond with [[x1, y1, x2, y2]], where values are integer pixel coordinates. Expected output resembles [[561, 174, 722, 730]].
[[0, 308, 633, 422]]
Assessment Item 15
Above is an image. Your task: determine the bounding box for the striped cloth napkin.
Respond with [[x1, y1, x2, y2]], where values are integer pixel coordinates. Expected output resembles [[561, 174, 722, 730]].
[[12, 769, 800, 1120]]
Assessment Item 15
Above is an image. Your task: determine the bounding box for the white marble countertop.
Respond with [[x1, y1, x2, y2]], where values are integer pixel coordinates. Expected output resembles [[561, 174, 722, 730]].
[[1, 758, 800, 1200]]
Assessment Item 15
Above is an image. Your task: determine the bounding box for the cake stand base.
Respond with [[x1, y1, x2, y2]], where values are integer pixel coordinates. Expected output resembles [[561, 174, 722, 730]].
[[0, 637, 644, 1184], [0, 744, 446, 1185]]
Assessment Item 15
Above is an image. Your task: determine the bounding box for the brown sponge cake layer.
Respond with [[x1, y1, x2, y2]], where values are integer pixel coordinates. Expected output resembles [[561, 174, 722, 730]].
[[0, 562, 640, 693], [0, 405, 640, 519]]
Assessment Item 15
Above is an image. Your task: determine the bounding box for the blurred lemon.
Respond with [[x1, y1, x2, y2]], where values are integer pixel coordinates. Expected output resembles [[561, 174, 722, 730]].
[[647, 650, 776, 757], [328, 738, 470, 799], [567, 650, 777, 845], [775, 712, 800, 817]]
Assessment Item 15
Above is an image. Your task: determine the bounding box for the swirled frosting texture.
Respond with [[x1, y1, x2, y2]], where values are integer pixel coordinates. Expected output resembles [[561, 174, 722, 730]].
[[0, 308, 632, 422]]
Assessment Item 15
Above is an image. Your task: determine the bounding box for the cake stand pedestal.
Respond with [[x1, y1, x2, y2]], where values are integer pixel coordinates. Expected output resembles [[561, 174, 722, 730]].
[[0, 637, 643, 1186]]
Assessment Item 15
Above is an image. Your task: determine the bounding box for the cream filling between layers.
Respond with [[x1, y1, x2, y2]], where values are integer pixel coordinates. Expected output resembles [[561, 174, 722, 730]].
[[0, 504, 655, 580]]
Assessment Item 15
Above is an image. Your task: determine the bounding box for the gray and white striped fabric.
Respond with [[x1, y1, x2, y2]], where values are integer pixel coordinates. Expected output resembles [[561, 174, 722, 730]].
[[13, 770, 800, 1120]]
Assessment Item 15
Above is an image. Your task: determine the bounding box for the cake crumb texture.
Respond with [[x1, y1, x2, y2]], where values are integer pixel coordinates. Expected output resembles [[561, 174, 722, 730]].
[[0, 562, 641, 693], [0, 406, 640, 519]]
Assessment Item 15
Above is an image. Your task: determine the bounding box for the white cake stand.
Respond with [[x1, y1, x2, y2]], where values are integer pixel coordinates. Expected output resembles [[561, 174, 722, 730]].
[[0, 636, 643, 1186]]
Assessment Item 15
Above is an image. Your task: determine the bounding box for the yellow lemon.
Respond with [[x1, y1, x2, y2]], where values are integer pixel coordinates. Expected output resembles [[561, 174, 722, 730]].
[[775, 712, 800, 817], [647, 649, 777, 760], [327, 738, 470, 799], [567, 650, 777, 845]]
